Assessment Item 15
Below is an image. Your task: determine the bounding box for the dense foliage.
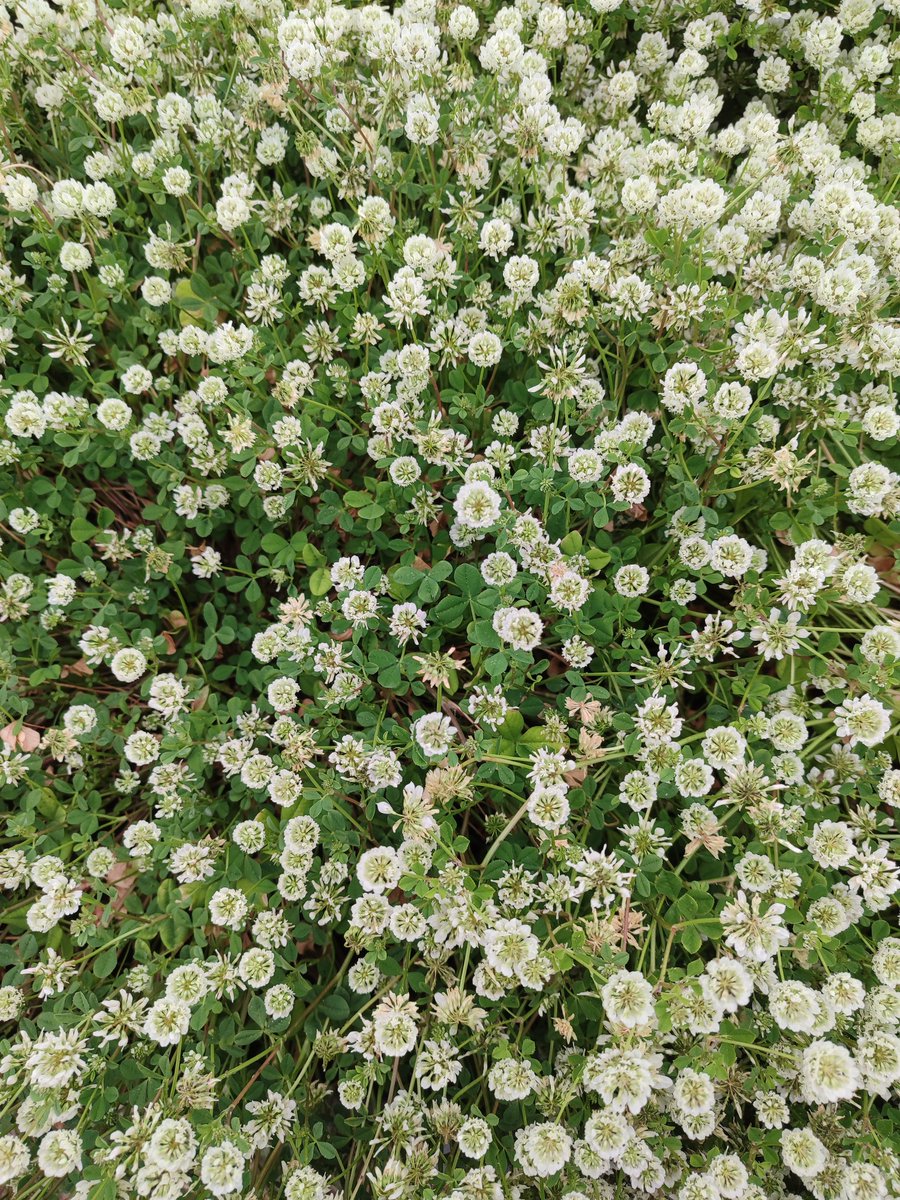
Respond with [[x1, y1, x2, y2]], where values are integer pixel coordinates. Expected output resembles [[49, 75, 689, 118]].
[[0, 0, 898, 1198]]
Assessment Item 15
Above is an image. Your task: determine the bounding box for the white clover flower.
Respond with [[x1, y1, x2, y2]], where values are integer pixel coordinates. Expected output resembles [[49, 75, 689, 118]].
[[413, 712, 456, 758], [568, 447, 605, 484], [110, 647, 147, 682], [238, 947, 275, 989], [209, 887, 249, 930], [782, 1127, 828, 1179], [50, 179, 85, 218], [800, 1040, 860, 1104], [356, 847, 401, 894], [488, 1057, 538, 1101], [0, 1134, 30, 1184], [614, 564, 649, 598], [662, 362, 707, 412], [611, 463, 650, 504], [702, 958, 752, 1013], [405, 93, 440, 145], [550, 570, 590, 613], [457, 1116, 492, 1158], [36, 1129, 81, 1178], [5, 398, 46, 438], [701, 725, 746, 768], [753, 1091, 789, 1129], [857, 1030, 900, 1094], [123, 731, 160, 766], [707, 1154, 747, 1199], [454, 481, 501, 529], [479, 218, 514, 259], [516, 1121, 572, 1177], [85, 847, 115, 878], [562, 635, 593, 669], [342, 589, 378, 628], [372, 993, 419, 1056], [147, 1118, 196, 1171], [493, 606, 542, 651], [527, 783, 570, 831], [2, 174, 39, 211], [673, 1068, 716, 1117], [200, 1142, 245, 1197], [144, 996, 191, 1046], [721, 891, 789, 961], [709, 535, 755, 578], [141, 275, 173, 306], [467, 330, 502, 367], [833, 695, 891, 747], [59, 241, 91, 271], [96, 397, 132, 430], [265, 984, 296, 1020], [601, 970, 655, 1028], [166, 962, 209, 1007]]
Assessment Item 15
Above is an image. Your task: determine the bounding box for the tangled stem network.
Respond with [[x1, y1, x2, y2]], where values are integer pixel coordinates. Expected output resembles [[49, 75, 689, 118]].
[[0, 0, 898, 1198]]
